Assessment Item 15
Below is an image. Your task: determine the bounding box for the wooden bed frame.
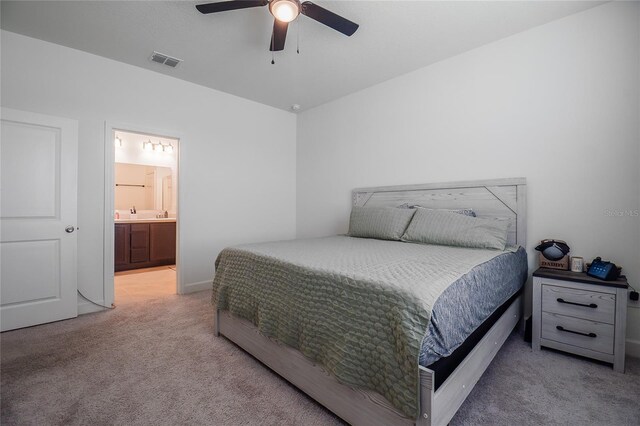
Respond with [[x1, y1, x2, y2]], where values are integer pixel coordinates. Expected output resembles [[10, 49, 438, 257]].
[[213, 178, 527, 426]]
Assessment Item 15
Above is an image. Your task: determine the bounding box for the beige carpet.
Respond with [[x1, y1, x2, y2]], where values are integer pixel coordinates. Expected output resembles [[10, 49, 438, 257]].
[[1, 286, 639, 425]]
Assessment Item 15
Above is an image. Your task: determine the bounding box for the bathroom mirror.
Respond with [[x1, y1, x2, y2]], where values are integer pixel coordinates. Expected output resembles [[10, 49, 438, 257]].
[[114, 163, 173, 211]]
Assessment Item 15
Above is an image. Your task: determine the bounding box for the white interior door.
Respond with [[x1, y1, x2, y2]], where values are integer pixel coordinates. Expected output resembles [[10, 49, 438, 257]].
[[1, 108, 78, 331]]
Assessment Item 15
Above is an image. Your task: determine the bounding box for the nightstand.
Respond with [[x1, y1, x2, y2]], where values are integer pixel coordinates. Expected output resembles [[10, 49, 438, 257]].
[[532, 268, 628, 372]]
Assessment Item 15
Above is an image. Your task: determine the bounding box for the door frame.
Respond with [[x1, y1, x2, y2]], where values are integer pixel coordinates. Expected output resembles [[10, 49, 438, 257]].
[[103, 121, 184, 306]]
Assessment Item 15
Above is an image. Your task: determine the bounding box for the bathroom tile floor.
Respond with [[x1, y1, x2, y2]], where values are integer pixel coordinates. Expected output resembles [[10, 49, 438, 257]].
[[115, 265, 176, 305]]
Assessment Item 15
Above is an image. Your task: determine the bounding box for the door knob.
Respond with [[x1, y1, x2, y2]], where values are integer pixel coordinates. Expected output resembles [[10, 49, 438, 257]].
[[65, 226, 75, 233]]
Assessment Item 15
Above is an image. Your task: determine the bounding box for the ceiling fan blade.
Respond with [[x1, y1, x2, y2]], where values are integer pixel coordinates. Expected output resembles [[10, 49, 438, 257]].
[[269, 20, 288, 52], [196, 0, 268, 14], [301, 1, 359, 36]]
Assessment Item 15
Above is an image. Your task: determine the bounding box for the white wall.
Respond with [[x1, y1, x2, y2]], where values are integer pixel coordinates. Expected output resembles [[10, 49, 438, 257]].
[[1, 30, 297, 308], [297, 2, 640, 348]]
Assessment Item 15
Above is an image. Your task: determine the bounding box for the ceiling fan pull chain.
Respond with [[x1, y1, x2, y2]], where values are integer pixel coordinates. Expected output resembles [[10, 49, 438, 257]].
[[271, 37, 275, 64], [297, 19, 300, 54]]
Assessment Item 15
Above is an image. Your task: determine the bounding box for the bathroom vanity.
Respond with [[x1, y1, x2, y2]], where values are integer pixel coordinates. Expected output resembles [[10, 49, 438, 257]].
[[114, 219, 176, 271]]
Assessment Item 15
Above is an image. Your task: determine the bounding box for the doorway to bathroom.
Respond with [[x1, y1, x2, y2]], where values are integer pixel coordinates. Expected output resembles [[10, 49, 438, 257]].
[[104, 126, 181, 307]]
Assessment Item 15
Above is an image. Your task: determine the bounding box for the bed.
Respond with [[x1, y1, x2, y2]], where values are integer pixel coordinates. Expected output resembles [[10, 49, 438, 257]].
[[212, 178, 527, 425]]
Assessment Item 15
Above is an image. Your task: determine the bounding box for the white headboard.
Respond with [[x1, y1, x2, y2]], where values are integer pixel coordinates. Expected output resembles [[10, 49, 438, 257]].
[[352, 178, 527, 247]]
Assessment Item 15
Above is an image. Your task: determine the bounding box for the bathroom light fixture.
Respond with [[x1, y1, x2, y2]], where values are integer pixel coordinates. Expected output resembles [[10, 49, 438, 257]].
[[269, 0, 300, 23], [162, 143, 174, 154], [143, 140, 154, 151], [115, 136, 123, 147]]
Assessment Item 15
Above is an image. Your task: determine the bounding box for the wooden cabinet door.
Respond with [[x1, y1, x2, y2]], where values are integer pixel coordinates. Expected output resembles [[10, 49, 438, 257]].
[[114, 224, 130, 269], [150, 222, 176, 263], [130, 223, 150, 263]]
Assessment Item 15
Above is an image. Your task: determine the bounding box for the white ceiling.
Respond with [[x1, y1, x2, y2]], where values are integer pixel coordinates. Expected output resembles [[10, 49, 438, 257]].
[[1, 1, 604, 112]]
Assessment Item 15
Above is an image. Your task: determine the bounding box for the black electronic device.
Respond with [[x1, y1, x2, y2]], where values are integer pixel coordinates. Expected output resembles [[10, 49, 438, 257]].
[[587, 257, 620, 281]]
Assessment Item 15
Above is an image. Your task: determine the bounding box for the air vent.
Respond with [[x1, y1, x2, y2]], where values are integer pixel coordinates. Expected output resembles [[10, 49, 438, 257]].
[[149, 51, 183, 68]]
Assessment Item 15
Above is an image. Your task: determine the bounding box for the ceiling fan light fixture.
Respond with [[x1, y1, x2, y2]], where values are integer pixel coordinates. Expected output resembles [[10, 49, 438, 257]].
[[269, 0, 300, 23]]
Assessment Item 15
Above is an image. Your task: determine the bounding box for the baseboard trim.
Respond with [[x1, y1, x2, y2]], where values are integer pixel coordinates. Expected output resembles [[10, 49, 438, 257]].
[[626, 339, 640, 359], [183, 280, 211, 294]]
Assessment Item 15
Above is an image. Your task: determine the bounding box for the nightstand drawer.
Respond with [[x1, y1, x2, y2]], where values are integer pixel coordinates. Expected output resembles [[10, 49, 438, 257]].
[[541, 312, 614, 354], [541, 284, 615, 324]]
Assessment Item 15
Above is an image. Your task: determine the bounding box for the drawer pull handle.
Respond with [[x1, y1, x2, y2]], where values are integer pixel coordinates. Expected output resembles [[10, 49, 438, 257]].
[[556, 325, 596, 338], [557, 298, 597, 309]]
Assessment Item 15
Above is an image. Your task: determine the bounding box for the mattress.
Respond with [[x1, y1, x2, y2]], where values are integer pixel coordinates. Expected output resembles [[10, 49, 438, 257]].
[[427, 289, 522, 390], [212, 235, 526, 418], [421, 245, 527, 366]]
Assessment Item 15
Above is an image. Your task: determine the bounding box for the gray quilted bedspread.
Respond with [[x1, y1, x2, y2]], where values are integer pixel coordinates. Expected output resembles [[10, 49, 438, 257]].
[[212, 236, 513, 418]]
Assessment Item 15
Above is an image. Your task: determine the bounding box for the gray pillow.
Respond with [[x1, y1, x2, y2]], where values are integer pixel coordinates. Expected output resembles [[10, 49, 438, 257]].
[[402, 208, 509, 250], [348, 206, 416, 241]]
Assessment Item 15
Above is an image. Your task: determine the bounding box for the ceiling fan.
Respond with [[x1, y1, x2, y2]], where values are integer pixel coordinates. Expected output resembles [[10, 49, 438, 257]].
[[196, 0, 359, 52]]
